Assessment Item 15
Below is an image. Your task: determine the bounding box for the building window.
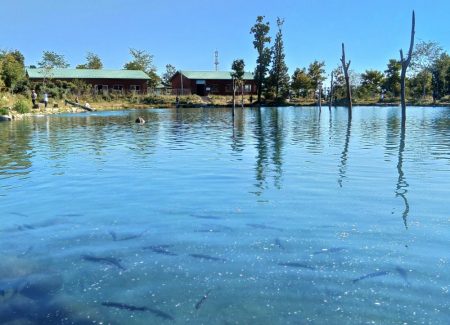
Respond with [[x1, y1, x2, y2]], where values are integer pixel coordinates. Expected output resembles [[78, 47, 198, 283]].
[[210, 84, 219, 94], [244, 84, 252, 93], [130, 85, 141, 92], [113, 85, 124, 93], [225, 84, 233, 93]]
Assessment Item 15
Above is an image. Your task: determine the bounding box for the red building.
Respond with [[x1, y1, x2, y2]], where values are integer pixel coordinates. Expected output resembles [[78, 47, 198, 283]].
[[170, 71, 256, 96], [27, 68, 150, 94]]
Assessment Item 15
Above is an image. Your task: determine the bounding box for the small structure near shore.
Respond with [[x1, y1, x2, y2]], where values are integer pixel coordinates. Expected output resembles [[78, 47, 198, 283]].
[[27, 68, 151, 95], [170, 71, 256, 96]]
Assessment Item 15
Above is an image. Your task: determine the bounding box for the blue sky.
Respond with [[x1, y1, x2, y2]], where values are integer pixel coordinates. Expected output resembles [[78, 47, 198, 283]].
[[1, 0, 449, 78]]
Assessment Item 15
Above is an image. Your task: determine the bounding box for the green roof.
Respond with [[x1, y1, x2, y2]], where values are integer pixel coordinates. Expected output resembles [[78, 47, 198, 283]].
[[26, 68, 150, 80], [178, 70, 254, 80]]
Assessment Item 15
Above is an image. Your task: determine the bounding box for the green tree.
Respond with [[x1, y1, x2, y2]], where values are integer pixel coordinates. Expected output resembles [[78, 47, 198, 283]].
[[331, 66, 346, 100], [0, 51, 26, 92], [250, 16, 271, 103], [268, 18, 289, 100], [307, 60, 326, 96], [411, 40, 443, 98], [231, 59, 245, 109], [384, 59, 401, 97], [124, 48, 159, 88], [359, 70, 385, 97], [291, 68, 311, 98], [161, 64, 177, 87], [38, 51, 70, 69], [409, 70, 432, 99], [76, 52, 103, 69], [430, 52, 450, 99]]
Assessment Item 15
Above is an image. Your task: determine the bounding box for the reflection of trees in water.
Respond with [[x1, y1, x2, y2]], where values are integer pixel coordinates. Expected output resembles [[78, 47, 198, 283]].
[[252, 107, 286, 195], [269, 108, 284, 189], [231, 108, 245, 153], [338, 110, 351, 187], [253, 108, 269, 195], [396, 119, 409, 229], [0, 121, 33, 181]]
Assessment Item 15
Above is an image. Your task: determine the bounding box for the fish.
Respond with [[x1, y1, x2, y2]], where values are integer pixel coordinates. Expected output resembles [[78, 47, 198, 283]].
[[395, 266, 411, 285], [278, 262, 315, 270], [274, 238, 284, 249], [101, 302, 174, 320], [194, 229, 222, 233], [109, 230, 147, 241], [17, 224, 35, 231], [143, 245, 177, 256], [246, 223, 283, 231], [9, 212, 29, 218], [56, 213, 83, 217], [352, 270, 390, 283], [81, 255, 126, 270], [189, 254, 226, 262], [190, 214, 222, 220], [17, 246, 34, 258], [195, 289, 212, 310], [313, 247, 346, 255]]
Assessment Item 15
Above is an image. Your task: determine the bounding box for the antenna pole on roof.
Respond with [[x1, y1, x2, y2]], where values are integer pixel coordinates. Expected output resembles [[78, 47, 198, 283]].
[[214, 50, 219, 71]]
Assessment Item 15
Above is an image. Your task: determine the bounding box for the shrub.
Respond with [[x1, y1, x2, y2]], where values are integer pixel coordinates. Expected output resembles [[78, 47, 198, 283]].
[[0, 107, 9, 115], [13, 98, 31, 114]]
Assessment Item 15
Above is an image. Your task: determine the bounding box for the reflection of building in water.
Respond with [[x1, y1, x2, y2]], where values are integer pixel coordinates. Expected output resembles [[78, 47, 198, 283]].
[[396, 122, 409, 229], [338, 110, 351, 187]]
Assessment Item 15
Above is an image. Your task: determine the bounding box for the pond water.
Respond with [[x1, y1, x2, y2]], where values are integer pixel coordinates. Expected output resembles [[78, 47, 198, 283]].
[[0, 106, 449, 324]]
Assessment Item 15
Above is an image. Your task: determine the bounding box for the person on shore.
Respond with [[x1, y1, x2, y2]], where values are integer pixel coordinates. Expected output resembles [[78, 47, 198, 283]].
[[44, 93, 49, 108], [31, 90, 37, 107]]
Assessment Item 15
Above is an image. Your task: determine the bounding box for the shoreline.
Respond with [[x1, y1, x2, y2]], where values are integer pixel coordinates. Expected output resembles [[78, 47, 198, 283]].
[[2, 100, 449, 121]]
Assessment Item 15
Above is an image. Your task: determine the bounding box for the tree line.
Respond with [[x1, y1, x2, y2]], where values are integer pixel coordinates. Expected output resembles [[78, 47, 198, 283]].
[[243, 15, 450, 104]]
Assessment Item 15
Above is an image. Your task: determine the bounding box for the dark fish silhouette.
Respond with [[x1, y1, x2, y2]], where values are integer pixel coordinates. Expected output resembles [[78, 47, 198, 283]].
[[352, 270, 390, 283], [10, 212, 29, 218], [101, 302, 174, 320], [109, 230, 147, 241], [189, 254, 226, 262], [143, 245, 177, 256], [195, 289, 212, 310], [57, 213, 82, 217], [274, 238, 284, 249], [17, 246, 34, 258], [190, 214, 222, 220], [313, 247, 346, 255], [395, 267, 411, 285], [246, 223, 283, 231], [278, 262, 315, 270], [194, 229, 222, 233], [81, 255, 126, 270], [17, 224, 35, 231]]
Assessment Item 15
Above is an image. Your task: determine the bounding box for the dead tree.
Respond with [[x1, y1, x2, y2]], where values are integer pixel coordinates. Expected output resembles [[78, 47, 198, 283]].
[[340, 43, 352, 110], [400, 10, 415, 121], [329, 71, 334, 110]]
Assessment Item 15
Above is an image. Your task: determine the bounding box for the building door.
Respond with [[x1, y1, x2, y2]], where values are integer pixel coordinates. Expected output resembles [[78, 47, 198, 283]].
[[196, 84, 206, 96], [195, 80, 206, 96]]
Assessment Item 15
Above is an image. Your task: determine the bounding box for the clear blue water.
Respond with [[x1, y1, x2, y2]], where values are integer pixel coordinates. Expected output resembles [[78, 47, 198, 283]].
[[1, 106, 449, 324]]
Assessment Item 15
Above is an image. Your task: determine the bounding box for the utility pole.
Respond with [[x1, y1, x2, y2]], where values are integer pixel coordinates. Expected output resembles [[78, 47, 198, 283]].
[[214, 50, 219, 71]]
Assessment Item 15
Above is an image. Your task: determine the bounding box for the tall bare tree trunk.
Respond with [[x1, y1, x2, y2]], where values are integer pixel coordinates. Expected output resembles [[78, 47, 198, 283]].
[[329, 71, 334, 110], [318, 84, 322, 109], [341, 43, 352, 111], [400, 11, 415, 125], [241, 83, 244, 108]]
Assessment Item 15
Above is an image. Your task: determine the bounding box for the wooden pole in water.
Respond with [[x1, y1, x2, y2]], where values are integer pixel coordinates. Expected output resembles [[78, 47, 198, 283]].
[[340, 43, 352, 112], [329, 71, 334, 110], [400, 10, 415, 126]]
